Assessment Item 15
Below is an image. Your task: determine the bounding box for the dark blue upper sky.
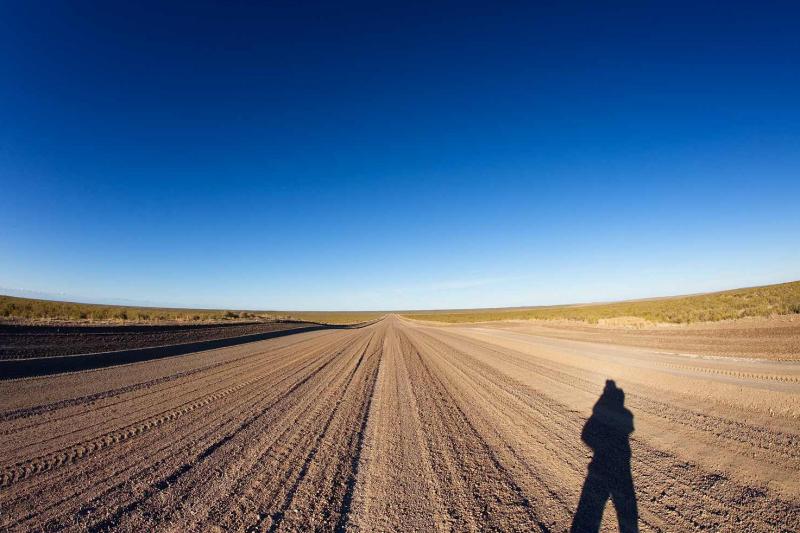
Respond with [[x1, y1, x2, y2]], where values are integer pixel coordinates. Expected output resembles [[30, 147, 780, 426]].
[[2, 1, 798, 310]]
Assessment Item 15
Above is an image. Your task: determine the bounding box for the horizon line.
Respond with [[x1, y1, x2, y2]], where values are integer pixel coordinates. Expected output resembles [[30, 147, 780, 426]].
[[2, 278, 798, 314]]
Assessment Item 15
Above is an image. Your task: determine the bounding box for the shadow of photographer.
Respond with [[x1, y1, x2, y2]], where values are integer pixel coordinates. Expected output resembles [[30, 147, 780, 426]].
[[571, 380, 639, 533]]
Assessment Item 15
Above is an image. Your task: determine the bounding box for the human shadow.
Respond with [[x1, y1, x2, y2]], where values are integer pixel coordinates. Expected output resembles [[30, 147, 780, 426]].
[[571, 380, 638, 533]]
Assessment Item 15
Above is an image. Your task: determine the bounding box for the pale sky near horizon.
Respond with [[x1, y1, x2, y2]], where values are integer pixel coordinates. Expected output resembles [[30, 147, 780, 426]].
[[2, 2, 799, 310]]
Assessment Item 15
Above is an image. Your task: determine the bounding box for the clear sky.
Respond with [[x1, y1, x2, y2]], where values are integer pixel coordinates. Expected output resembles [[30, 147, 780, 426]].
[[1, 1, 799, 310]]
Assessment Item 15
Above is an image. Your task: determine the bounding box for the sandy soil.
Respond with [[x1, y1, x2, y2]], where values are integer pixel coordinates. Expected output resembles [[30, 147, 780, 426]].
[[1, 315, 798, 531]]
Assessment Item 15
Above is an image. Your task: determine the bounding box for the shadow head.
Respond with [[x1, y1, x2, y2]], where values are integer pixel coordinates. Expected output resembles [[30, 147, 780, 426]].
[[602, 379, 625, 407]]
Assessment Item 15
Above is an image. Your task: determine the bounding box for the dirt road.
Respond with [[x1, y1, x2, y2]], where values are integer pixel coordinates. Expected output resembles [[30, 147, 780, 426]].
[[454, 315, 800, 361], [2, 315, 798, 531]]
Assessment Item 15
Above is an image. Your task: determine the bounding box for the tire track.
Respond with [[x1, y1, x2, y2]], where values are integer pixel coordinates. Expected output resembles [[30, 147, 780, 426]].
[[1, 329, 362, 531], [152, 328, 380, 533], [0, 329, 339, 425], [1, 331, 357, 488], [85, 334, 360, 533], [411, 324, 800, 531], [428, 327, 800, 461], [1, 330, 341, 463], [397, 327, 551, 532]]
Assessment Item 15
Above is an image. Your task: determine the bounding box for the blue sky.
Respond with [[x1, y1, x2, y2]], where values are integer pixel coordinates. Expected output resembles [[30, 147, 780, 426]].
[[1, 1, 799, 310]]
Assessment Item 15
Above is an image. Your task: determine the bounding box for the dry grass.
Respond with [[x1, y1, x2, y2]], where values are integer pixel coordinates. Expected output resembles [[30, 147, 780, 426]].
[[0, 296, 383, 325], [5, 280, 798, 327], [403, 280, 800, 324]]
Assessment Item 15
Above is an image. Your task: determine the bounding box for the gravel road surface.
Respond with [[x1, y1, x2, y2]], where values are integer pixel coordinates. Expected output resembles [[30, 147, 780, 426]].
[[2, 315, 798, 531]]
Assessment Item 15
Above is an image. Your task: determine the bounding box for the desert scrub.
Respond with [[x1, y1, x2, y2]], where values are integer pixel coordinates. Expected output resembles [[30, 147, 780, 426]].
[[0, 296, 259, 322], [403, 280, 800, 325], [0, 295, 383, 325]]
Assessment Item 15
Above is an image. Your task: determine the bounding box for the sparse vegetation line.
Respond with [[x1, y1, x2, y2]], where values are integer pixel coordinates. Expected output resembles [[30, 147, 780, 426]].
[[3, 280, 799, 326], [0, 296, 384, 325], [402, 280, 800, 324]]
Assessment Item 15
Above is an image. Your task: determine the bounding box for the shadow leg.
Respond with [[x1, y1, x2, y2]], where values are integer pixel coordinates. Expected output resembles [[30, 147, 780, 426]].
[[571, 468, 608, 533], [610, 473, 639, 533]]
